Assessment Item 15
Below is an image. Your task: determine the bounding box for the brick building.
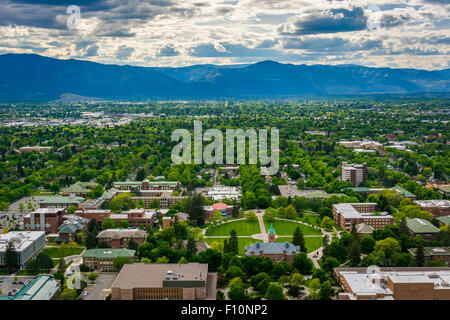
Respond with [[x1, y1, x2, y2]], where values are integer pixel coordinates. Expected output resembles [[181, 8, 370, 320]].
[[244, 225, 300, 264], [408, 247, 450, 266], [23, 208, 66, 234], [57, 215, 90, 242], [111, 263, 216, 300], [82, 248, 136, 272], [96, 228, 147, 248], [110, 209, 156, 229], [332, 203, 394, 231], [74, 209, 112, 225], [406, 218, 440, 240], [340, 162, 367, 187], [414, 200, 450, 218]]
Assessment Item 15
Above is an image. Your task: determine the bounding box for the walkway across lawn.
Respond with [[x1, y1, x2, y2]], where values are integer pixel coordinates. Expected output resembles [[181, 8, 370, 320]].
[[205, 219, 261, 237]]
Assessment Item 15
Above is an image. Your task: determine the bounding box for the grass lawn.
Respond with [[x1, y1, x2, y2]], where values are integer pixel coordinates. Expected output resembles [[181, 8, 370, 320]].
[[299, 214, 321, 227], [204, 237, 259, 255], [275, 236, 323, 253], [263, 219, 322, 236], [43, 247, 84, 259], [205, 219, 261, 237]]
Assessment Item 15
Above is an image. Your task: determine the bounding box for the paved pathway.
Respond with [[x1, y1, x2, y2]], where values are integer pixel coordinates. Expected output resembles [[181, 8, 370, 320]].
[[255, 210, 267, 242]]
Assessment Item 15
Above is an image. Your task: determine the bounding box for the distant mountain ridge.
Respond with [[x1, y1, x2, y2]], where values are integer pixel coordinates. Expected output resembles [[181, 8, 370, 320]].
[[0, 53, 448, 101]]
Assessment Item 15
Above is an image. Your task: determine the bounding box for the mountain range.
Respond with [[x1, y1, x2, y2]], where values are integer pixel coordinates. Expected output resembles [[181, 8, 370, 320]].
[[0, 53, 449, 101]]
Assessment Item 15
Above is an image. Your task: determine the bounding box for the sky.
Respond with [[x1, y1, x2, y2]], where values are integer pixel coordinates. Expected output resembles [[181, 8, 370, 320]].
[[0, 0, 449, 70]]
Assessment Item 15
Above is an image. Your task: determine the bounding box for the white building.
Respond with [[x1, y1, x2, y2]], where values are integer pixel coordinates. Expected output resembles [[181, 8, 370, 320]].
[[205, 186, 241, 201], [0, 231, 45, 267]]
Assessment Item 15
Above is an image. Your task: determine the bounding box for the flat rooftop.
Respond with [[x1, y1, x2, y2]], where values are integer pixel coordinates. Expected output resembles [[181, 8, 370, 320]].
[[0, 231, 45, 252], [336, 267, 450, 298], [112, 263, 208, 289], [415, 200, 450, 208]]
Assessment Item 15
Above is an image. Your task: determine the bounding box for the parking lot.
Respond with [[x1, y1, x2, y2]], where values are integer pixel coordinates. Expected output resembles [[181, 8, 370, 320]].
[[0, 276, 35, 297], [83, 273, 118, 300]]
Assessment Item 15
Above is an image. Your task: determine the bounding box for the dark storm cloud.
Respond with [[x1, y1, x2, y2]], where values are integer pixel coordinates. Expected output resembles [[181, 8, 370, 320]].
[[0, 0, 188, 30], [278, 7, 368, 35]]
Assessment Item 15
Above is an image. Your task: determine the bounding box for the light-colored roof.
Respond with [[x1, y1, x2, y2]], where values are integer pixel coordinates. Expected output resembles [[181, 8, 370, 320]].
[[356, 223, 374, 234], [414, 200, 450, 208], [111, 263, 208, 289], [0, 231, 45, 253], [39, 196, 84, 204], [97, 228, 147, 239]]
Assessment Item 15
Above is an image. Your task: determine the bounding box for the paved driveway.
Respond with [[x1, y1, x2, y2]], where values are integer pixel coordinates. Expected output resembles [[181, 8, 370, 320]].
[[83, 273, 118, 300]]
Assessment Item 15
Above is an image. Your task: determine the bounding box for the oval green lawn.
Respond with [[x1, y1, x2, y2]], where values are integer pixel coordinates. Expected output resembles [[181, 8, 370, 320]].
[[264, 219, 322, 236], [205, 219, 261, 236]]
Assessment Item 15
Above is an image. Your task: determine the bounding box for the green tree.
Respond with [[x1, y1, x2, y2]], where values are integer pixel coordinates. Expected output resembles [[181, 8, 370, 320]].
[[265, 283, 285, 300], [128, 237, 138, 251], [113, 256, 133, 272], [360, 234, 375, 254], [318, 281, 335, 300], [349, 240, 361, 267], [320, 216, 335, 230], [293, 252, 313, 275], [4, 242, 17, 274], [292, 226, 306, 252], [374, 237, 401, 259], [101, 218, 117, 230], [229, 229, 239, 255], [415, 243, 425, 267]]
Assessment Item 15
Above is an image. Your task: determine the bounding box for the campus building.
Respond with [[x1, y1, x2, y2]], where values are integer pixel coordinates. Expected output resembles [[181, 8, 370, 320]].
[[39, 196, 84, 209], [112, 180, 181, 191], [57, 215, 90, 242], [334, 267, 450, 300], [23, 208, 66, 234], [111, 263, 216, 300], [0, 231, 45, 267], [0, 275, 59, 300], [245, 225, 300, 264], [332, 203, 394, 231], [340, 162, 367, 187], [405, 218, 440, 240], [130, 195, 185, 209], [203, 203, 233, 220], [82, 248, 136, 272], [96, 228, 147, 248], [414, 200, 450, 218], [74, 209, 112, 225], [200, 185, 241, 201], [408, 247, 450, 266], [110, 209, 156, 229], [61, 181, 98, 197]]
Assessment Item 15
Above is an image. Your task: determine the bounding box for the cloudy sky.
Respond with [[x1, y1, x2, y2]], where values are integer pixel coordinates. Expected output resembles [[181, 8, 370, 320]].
[[0, 0, 449, 69]]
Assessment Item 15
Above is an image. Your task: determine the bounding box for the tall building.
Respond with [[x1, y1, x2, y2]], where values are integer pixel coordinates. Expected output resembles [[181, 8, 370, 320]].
[[111, 263, 216, 300], [0, 231, 45, 267], [340, 162, 367, 187]]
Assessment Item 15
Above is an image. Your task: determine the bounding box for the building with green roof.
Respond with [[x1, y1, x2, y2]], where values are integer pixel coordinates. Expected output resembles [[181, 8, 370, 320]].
[[437, 216, 450, 226], [392, 186, 417, 199], [39, 196, 84, 208], [82, 248, 136, 272], [406, 218, 440, 240], [0, 275, 59, 300], [408, 247, 450, 266]]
